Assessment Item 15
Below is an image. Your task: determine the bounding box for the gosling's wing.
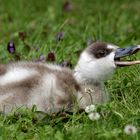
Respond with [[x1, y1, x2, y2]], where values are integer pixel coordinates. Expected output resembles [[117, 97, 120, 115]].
[[0, 62, 42, 112]]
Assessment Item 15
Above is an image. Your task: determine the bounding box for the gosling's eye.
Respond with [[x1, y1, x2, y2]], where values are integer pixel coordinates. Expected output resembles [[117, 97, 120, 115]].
[[99, 50, 105, 55], [98, 50, 106, 57]]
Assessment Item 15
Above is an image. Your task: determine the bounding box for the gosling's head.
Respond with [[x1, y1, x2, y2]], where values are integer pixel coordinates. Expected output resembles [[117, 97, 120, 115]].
[[74, 41, 140, 83]]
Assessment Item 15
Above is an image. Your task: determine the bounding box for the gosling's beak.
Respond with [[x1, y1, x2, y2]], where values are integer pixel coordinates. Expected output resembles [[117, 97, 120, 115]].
[[114, 45, 140, 67]]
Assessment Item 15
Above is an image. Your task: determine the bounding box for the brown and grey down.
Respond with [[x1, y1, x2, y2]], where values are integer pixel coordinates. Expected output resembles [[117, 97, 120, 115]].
[[0, 41, 140, 114]]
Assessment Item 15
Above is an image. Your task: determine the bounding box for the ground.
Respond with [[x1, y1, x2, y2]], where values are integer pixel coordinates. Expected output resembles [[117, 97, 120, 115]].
[[0, 0, 140, 139]]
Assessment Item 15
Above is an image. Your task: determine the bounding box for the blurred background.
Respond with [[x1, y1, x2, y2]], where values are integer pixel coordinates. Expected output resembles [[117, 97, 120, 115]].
[[0, 0, 140, 63]]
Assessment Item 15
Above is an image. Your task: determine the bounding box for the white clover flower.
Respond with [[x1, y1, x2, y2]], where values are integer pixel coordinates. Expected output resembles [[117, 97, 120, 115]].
[[88, 112, 100, 121], [85, 104, 96, 113], [124, 124, 137, 135]]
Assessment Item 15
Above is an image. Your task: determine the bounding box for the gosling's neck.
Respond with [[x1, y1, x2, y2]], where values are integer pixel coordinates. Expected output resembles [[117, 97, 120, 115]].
[[73, 52, 103, 87], [74, 65, 103, 87], [74, 64, 108, 106], [73, 51, 108, 105]]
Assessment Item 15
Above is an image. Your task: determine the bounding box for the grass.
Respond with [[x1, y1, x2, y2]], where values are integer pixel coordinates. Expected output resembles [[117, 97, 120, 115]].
[[0, 0, 140, 139]]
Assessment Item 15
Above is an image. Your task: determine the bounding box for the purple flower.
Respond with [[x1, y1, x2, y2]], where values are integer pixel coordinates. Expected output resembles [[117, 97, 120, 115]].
[[63, 1, 73, 12], [39, 55, 45, 62], [46, 51, 55, 61], [7, 41, 15, 54], [60, 60, 72, 67], [56, 32, 65, 42]]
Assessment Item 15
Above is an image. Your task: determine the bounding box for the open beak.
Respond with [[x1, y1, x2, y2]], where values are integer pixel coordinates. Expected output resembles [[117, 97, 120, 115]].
[[114, 45, 140, 67]]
